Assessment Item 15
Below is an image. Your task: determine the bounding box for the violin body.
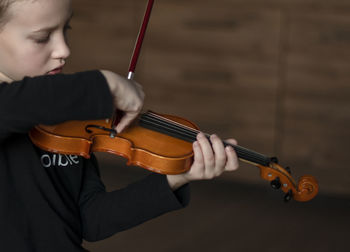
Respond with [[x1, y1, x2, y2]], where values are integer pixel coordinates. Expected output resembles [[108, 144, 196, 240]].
[[29, 111, 319, 202], [29, 113, 198, 174]]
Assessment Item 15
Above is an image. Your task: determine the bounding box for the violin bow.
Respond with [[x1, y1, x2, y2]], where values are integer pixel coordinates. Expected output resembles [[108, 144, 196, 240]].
[[119, 0, 319, 202], [128, 0, 154, 80], [111, 0, 154, 128]]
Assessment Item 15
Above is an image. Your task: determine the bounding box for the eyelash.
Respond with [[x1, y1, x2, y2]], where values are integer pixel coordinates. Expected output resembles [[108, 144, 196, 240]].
[[64, 24, 72, 31], [35, 24, 72, 44], [35, 36, 50, 44]]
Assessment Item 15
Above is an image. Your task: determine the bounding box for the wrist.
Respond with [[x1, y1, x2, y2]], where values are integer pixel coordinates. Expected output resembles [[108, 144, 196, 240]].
[[166, 174, 189, 191], [100, 70, 119, 95]]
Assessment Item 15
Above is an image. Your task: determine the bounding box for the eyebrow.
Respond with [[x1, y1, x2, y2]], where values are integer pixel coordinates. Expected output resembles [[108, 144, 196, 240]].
[[31, 12, 74, 33]]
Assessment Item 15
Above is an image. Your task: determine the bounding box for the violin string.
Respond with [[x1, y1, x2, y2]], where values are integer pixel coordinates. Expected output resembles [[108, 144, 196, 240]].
[[140, 115, 270, 166], [140, 117, 198, 144], [141, 113, 198, 140], [141, 112, 270, 163], [145, 112, 201, 136], [147, 113, 271, 165], [140, 112, 271, 165], [143, 112, 258, 156]]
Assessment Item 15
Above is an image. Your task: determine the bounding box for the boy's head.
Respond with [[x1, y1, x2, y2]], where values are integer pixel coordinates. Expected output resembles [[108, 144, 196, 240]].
[[0, 0, 72, 82]]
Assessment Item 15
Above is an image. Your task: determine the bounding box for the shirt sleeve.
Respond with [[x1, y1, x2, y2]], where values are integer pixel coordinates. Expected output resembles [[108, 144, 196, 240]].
[[0, 71, 113, 140], [79, 155, 190, 242]]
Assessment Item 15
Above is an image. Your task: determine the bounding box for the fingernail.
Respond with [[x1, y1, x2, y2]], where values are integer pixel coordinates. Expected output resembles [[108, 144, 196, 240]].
[[116, 125, 123, 134], [210, 134, 218, 140], [197, 132, 204, 139], [226, 146, 234, 152]]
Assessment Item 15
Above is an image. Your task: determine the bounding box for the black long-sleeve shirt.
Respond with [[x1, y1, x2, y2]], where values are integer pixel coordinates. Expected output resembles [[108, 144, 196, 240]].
[[0, 71, 189, 251]]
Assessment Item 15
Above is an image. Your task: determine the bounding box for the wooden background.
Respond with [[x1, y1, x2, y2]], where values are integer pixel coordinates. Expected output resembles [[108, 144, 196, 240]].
[[66, 0, 350, 197]]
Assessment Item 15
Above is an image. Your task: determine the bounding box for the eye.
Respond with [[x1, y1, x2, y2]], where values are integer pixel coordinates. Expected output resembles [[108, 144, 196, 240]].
[[64, 24, 72, 30], [64, 24, 72, 33], [35, 35, 50, 44], [63, 24, 72, 40]]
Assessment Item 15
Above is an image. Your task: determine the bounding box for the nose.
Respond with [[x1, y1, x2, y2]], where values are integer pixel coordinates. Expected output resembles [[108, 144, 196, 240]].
[[51, 33, 71, 61]]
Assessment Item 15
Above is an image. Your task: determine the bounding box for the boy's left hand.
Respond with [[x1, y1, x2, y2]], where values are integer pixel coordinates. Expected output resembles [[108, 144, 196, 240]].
[[167, 132, 239, 190]]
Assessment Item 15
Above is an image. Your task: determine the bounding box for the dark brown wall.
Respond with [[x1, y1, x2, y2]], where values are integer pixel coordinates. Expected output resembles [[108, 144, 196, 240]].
[[67, 0, 350, 196]]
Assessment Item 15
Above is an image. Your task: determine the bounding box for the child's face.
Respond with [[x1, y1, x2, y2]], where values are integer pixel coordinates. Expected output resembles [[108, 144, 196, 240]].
[[0, 0, 72, 82]]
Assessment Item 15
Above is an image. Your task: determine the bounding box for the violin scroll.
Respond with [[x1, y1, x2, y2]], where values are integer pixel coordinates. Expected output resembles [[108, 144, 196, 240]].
[[258, 162, 319, 202], [294, 175, 319, 202]]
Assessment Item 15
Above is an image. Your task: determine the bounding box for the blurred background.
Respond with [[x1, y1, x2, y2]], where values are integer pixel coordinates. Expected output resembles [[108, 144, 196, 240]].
[[65, 0, 350, 251]]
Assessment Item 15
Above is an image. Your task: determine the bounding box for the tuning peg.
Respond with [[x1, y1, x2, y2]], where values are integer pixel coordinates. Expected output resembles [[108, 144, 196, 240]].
[[284, 190, 293, 202], [285, 166, 291, 174], [271, 157, 279, 164], [270, 177, 281, 190]]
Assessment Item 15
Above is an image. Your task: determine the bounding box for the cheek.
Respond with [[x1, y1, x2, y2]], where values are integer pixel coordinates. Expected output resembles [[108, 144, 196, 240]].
[[14, 44, 51, 76], [0, 31, 51, 79], [21, 44, 50, 65]]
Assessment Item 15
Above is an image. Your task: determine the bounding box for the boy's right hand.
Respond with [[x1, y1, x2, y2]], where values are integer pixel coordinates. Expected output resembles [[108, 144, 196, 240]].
[[100, 70, 145, 133]]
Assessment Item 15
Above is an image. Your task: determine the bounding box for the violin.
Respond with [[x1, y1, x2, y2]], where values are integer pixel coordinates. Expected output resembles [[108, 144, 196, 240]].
[[29, 0, 318, 202]]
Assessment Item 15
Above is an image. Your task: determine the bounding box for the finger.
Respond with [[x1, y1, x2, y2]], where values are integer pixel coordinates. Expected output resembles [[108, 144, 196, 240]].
[[191, 141, 205, 173], [115, 111, 139, 133], [210, 134, 227, 176], [224, 145, 239, 171], [225, 138, 238, 146], [196, 133, 215, 177]]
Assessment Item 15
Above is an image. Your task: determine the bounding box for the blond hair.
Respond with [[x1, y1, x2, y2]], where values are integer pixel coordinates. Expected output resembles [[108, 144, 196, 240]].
[[0, 1, 13, 26]]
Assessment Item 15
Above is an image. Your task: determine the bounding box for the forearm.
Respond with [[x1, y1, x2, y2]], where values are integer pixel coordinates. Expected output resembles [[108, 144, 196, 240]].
[[80, 173, 189, 242], [0, 71, 113, 138]]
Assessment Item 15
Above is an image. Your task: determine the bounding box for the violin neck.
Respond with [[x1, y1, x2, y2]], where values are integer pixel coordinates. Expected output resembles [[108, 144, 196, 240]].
[[139, 112, 272, 167]]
